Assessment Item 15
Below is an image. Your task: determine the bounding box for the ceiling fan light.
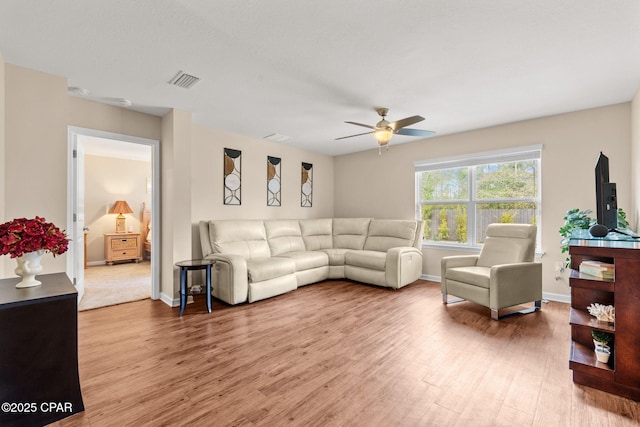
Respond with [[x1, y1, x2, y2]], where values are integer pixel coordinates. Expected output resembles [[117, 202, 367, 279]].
[[374, 127, 393, 145]]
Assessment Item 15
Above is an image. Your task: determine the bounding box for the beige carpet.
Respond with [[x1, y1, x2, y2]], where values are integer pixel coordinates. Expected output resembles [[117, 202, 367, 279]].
[[79, 261, 151, 311]]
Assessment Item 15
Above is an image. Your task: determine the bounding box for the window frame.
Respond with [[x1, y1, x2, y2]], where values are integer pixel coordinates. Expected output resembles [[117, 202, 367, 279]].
[[415, 145, 542, 251]]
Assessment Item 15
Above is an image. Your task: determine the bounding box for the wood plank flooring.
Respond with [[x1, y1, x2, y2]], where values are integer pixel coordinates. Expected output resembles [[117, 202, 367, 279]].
[[53, 280, 640, 426]]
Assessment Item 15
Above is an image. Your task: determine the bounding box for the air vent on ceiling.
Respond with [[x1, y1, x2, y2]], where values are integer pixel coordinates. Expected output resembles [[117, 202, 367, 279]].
[[168, 71, 200, 89], [264, 133, 291, 142]]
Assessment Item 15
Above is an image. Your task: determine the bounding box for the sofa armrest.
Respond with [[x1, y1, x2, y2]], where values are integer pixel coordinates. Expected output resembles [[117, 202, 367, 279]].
[[385, 247, 423, 288], [203, 253, 249, 305], [489, 262, 542, 310], [441, 255, 479, 294]]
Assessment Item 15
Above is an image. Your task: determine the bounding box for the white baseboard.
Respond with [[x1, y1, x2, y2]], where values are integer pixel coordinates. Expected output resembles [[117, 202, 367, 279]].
[[542, 292, 570, 304], [421, 275, 570, 304], [160, 292, 178, 307]]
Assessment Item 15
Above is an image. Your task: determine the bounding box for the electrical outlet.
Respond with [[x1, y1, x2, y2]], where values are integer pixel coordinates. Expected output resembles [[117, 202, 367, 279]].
[[554, 261, 565, 281]]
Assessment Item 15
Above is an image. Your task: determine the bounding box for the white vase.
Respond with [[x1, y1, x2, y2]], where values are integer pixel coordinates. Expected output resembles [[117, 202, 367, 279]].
[[595, 347, 611, 363], [593, 341, 611, 363], [14, 250, 45, 288]]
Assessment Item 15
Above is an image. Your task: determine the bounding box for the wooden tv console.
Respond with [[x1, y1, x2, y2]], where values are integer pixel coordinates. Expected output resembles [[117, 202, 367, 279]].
[[569, 238, 640, 401]]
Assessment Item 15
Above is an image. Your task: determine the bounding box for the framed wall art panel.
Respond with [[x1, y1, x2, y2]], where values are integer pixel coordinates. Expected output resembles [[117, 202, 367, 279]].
[[267, 156, 281, 206], [301, 162, 313, 207], [224, 148, 241, 205]]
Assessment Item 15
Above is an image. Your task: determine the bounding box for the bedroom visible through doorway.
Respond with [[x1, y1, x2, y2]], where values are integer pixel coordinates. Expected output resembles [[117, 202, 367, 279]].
[[67, 127, 160, 309]]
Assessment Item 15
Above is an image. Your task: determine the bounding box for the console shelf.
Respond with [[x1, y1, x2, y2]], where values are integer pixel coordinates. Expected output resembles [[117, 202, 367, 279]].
[[569, 239, 640, 401]]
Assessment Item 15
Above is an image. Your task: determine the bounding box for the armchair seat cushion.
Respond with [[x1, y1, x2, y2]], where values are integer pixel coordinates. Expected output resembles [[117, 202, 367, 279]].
[[345, 250, 386, 271], [276, 251, 328, 271], [246, 257, 296, 282], [446, 266, 491, 289]]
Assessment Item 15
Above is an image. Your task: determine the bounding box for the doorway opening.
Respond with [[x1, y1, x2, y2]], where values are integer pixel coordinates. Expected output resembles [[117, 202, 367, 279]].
[[67, 127, 160, 309]]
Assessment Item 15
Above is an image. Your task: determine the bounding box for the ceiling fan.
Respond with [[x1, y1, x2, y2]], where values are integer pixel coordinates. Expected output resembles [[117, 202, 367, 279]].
[[336, 108, 435, 154]]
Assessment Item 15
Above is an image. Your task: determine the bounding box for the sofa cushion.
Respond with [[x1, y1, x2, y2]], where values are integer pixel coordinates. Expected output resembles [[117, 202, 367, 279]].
[[321, 248, 350, 266], [333, 218, 371, 249], [265, 220, 306, 256], [345, 250, 386, 271], [364, 220, 418, 252], [276, 251, 329, 271], [300, 219, 333, 250], [209, 220, 270, 259], [246, 257, 296, 283], [446, 266, 491, 289]]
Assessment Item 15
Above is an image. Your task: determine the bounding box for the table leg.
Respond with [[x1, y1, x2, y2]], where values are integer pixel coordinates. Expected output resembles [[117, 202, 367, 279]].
[[206, 265, 212, 313], [179, 267, 187, 316]]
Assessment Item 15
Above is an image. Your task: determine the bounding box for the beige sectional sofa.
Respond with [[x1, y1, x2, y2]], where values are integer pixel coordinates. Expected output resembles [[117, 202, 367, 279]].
[[198, 218, 425, 305]]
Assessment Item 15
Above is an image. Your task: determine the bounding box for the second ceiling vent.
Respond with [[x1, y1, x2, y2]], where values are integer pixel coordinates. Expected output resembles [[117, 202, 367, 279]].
[[168, 71, 200, 89]]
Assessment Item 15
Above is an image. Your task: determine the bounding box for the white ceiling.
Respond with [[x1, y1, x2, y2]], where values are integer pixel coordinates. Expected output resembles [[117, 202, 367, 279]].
[[1, 1, 639, 156]]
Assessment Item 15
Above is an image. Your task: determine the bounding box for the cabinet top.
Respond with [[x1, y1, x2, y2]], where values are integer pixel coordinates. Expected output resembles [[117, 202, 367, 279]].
[[570, 228, 640, 249], [570, 238, 640, 250], [104, 232, 140, 237], [0, 273, 77, 308]]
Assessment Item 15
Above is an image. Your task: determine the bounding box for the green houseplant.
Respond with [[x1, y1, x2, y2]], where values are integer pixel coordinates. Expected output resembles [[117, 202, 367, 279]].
[[559, 209, 594, 267], [591, 330, 613, 345], [559, 208, 629, 268], [592, 330, 613, 363]]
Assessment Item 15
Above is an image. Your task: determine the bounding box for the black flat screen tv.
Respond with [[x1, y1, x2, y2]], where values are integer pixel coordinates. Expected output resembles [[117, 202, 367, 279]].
[[595, 152, 617, 231]]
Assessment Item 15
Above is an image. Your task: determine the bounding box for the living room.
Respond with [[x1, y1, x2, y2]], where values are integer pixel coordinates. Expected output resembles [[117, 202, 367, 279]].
[[1, 2, 640, 425]]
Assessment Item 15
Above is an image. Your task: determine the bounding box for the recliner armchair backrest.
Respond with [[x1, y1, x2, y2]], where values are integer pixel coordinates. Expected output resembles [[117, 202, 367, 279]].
[[477, 223, 537, 267], [364, 219, 419, 252], [207, 220, 271, 259], [265, 220, 306, 256]]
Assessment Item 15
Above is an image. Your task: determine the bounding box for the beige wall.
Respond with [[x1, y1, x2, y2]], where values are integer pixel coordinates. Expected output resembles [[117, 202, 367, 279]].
[[3, 64, 69, 276], [334, 103, 632, 298], [631, 88, 640, 231], [69, 97, 162, 141], [2, 65, 163, 279], [190, 124, 334, 227], [160, 109, 193, 301], [84, 154, 151, 263]]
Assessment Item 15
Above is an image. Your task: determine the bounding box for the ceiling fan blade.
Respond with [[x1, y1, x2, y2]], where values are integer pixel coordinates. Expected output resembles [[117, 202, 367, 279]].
[[395, 128, 436, 137], [345, 121, 377, 130], [389, 115, 425, 131], [335, 131, 374, 140]]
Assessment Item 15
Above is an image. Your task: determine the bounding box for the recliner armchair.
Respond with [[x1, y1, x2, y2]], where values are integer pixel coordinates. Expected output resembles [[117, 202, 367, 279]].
[[441, 223, 542, 320]]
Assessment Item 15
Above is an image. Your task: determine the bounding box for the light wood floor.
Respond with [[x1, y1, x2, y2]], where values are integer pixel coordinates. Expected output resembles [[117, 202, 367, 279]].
[[54, 280, 640, 426]]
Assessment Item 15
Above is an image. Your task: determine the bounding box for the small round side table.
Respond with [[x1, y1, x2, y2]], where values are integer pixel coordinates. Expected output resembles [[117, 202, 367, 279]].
[[175, 259, 215, 316]]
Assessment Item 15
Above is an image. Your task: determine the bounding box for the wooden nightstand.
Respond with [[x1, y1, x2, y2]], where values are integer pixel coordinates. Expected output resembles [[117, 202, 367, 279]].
[[104, 232, 142, 265]]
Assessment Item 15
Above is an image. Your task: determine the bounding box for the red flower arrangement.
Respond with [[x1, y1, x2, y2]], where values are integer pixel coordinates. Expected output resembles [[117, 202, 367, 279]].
[[0, 216, 69, 258]]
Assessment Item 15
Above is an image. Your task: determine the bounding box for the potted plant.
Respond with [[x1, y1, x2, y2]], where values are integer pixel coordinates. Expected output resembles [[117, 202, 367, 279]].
[[559, 208, 629, 268], [0, 216, 69, 288], [559, 209, 594, 268], [591, 330, 613, 363]]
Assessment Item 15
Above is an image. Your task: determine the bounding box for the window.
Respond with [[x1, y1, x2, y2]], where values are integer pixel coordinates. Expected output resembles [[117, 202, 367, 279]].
[[415, 145, 541, 248]]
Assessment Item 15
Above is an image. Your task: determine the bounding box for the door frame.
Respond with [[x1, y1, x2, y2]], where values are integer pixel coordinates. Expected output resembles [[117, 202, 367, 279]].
[[66, 126, 160, 301]]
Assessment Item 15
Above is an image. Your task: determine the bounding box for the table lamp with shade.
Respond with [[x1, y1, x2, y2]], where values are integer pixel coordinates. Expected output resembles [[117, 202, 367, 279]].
[[109, 200, 134, 233]]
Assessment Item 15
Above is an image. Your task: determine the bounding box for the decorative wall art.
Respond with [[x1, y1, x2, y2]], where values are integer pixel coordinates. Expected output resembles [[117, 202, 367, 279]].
[[223, 148, 242, 205], [267, 156, 281, 206], [301, 162, 313, 207]]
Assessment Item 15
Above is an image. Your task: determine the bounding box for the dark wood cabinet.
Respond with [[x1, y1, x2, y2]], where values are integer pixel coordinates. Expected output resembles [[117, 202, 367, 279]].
[[569, 239, 640, 401], [0, 273, 84, 426]]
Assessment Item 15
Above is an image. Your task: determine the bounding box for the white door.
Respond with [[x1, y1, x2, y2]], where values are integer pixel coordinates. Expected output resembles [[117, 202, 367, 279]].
[[68, 133, 85, 302]]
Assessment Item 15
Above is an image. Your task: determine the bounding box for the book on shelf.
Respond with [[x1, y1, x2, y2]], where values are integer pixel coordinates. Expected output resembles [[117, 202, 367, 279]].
[[580, 260, 614, 271], [579, 263, 614, 279]]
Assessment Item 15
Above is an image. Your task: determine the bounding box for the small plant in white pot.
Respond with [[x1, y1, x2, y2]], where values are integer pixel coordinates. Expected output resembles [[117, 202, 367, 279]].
[[592, 330, 613, 363]]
